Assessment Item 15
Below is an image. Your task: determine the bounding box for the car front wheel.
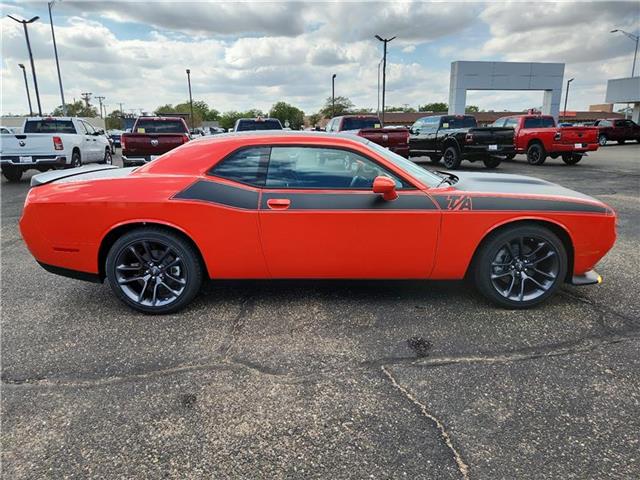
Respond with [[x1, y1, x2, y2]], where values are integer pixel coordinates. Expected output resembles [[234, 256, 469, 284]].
[[473, 224, 567, 308], [106, 228, 203, 314]]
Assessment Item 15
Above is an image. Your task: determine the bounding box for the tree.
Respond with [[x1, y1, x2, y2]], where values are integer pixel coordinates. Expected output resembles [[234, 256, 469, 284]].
[[105, 110, 123, 130], [385, 105, 417, 113], [465, 105, 480, 113], [269, 101, 305, 130], [307, 112, 322, 128], [155, 100, 220, 126], [51, 100, 98, 117], [418, 102, 448, 112], [319, 96, 354, 118]]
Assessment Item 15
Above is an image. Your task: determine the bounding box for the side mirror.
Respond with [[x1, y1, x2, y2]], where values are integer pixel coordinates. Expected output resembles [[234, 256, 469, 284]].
[[373, 176, 398, 201]]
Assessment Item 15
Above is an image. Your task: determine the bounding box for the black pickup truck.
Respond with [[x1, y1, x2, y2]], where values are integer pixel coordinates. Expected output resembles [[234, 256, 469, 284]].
[[408, 115, 515, 169]]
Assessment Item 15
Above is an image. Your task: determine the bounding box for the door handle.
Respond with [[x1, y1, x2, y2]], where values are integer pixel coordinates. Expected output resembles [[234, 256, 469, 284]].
[[267, 198, 291, 210]]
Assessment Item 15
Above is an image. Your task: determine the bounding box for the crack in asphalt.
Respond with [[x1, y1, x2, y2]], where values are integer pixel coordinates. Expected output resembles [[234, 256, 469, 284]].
[[381, 365, 470, 480], [217, 293, 256, 359]]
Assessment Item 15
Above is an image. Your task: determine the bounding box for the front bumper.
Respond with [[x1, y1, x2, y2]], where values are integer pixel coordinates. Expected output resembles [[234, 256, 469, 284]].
[[571, 270, 602, 286], [1, 155, 68, 169]]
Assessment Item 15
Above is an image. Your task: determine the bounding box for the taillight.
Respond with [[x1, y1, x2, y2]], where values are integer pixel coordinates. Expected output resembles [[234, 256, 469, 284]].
[[53, 136, 63, 150], [465, 132, 474, 143], [181, 134, 189, 144], [121, 135, 126, 150]]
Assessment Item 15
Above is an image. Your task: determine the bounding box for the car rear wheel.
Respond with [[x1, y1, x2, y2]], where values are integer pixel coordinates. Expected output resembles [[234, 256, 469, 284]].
[[598, 134, 607, 146], [442, 146, 462, 169], [429, 155, 442, 164], [100, 149, 112, 165], [106, 228, 203, 314], [561, 153, 582, 165], [483, 157, 501, 169], [526, 143, 546, 165], [2, 167, 23, 182], [473, 224, 567, 308]]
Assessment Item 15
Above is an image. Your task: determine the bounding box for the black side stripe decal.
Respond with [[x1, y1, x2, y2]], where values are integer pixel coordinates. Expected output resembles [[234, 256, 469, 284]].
[[174, 180, 259, 210], [433, 194, 608, 214], [260, 192, 437, 210]]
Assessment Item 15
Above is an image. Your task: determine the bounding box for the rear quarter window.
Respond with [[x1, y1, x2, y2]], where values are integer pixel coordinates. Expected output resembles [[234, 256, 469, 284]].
[[209, 147, 270, 186]]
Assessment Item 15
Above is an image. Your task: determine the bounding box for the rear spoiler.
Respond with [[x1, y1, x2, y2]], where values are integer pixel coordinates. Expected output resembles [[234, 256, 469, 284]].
[[30, 165, 120, 187]]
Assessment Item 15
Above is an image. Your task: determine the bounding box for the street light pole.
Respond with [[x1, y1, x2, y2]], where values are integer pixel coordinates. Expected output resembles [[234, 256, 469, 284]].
[[377, 58, 383, 116], [375, 35, 396, 125], [18, 64, 33, 116], [186, 69, 194, 130], [563, 78, 574, 121], [8, 15, 42, 116], [611, 29, 639, 77], [332, 74, 336, 117], [48, 1, 66, 115]]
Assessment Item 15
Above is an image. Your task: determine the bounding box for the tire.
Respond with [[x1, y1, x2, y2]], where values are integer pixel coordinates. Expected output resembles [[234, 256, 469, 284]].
[[473, 224, 567, 309], [561, 153, 582, 165], [66, 150, 81, 169], [483, 157, 501, 169], [100, 149, 113, 165], [2, 167, 23, 182], [442, 146, 462, 169], [617, 140, 625, 145], [429, 155, 442, 164], [598, 134, 607, 146], [105, 227, 204, 314], [503, 153, 516, 161], [526, 143, 547, 166]]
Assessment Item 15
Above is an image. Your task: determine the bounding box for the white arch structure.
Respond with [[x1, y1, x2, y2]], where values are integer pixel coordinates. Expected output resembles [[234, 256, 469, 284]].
[[449, 61, 565, 120]]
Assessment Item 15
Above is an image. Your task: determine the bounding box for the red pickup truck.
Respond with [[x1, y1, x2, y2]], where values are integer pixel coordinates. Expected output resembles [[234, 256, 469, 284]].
[[121, 117, 190, 167], [593, 118, 640, 145], [491, 114, 598, 165], [325, 115, 409, 158]]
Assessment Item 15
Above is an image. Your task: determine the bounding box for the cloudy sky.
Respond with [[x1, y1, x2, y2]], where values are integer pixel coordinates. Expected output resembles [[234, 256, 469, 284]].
[[1, 1, 638, 116]]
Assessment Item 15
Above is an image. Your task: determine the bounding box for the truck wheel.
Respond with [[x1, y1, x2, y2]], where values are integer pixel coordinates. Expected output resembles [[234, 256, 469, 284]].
[[473, 224, 567, 309], [429, 155, 442, 164], [105, 227, 204, 314], [66, 150, 82, 169], [442, 146, 462, 169], [99, 149, 113, 165], [562, 153, 582, 165], [2, 167, 23, 182], [483, 157, 501, 169], [526, 143, 546, 165], [598, 134, 607, 146]]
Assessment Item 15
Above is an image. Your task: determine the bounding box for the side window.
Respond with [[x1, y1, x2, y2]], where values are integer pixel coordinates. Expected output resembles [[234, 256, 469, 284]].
[[266, 147, 407, 189], [83, 121, 96, 134], [209, 147, 270, 186], [523, 117, 539, 129], [78, 121, 90, 134], [333, 119, 341, 132], [505, 118, 518, 128]]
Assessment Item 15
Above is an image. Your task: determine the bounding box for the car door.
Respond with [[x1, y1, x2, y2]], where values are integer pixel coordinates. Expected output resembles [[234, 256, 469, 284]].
[[258, 145, 440, 278], [81, 121, 100, 162]]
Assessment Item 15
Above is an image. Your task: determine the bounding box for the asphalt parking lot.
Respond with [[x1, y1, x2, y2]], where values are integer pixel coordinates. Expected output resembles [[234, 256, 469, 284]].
[[2, 143, 639, 479]]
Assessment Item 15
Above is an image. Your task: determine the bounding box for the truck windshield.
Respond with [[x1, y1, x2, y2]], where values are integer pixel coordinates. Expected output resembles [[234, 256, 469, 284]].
[[342, 118, 380, 130], [135, 119, 187, 134], [236, 120, 282, 131], [364, 140, 442, 188], [24, 120, 76, 134], [441, 117, 477, 129]]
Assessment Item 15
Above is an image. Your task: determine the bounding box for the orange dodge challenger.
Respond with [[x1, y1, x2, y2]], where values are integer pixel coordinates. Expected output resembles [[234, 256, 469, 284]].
[[20, 132, 616, 314]]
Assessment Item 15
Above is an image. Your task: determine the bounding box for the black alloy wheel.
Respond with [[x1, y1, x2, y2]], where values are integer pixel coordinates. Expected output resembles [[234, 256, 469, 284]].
[[442, 146, 462, 169], [526, 143, 547, 165], [561, 153, 582, 165], [106, 228, 203, 314], [474, 225, 567, 308]]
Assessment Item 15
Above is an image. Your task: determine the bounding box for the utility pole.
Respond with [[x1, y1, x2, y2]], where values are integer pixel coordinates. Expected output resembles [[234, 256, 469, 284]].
[[81, 92, 92, 109], [186, 69, 194, 130], [119, 103, 125, 129], [377, 58, 383, 116], [18, 64, 33, 116], [562, 78, 574, 121], [8, 15, 42, 116], [95, 96, 105, 118], [48, 1, 66, 115], [375, 35, 396, 125], [332, 74, 336, 117]]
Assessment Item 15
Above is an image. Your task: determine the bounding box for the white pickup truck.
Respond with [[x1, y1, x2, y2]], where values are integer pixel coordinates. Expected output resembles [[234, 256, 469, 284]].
[[0, 117, 112, 182]]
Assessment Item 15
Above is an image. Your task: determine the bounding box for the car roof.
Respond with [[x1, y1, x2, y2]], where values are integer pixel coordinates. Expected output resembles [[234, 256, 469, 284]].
[[189, 130, 368, 145]]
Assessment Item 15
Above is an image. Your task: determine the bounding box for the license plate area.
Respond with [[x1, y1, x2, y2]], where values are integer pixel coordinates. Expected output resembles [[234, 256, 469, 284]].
[[574, 143, 584, 148], [488, 144, 498, 151], [19, 156, 33, 163]]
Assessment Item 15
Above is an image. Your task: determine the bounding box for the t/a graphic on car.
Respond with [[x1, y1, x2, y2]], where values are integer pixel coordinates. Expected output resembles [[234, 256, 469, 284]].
[[20, 132, 616, 314]]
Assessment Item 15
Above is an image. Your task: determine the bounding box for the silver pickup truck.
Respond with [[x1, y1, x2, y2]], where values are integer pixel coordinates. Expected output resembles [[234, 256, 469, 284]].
[[0, 117, 112, 182]]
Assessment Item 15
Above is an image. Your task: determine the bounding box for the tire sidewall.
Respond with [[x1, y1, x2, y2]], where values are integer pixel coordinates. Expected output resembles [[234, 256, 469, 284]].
[[473, 224, 567, 309], [105, 228, 203, 314], [443, 146, 461, 169], [70, 151, 81, 169], [103, 149, 112, 165], [598, 135, 607, 146], [526, 143, 546, 165]]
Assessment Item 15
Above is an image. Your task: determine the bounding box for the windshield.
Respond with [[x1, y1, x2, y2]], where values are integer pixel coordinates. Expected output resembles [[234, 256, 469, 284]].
[[236, 120, 282, 131], [364, 140, 442, 187], [134, 119, 187, 134], [342, 117, 380, 130], [24, 120, 76, 134]]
